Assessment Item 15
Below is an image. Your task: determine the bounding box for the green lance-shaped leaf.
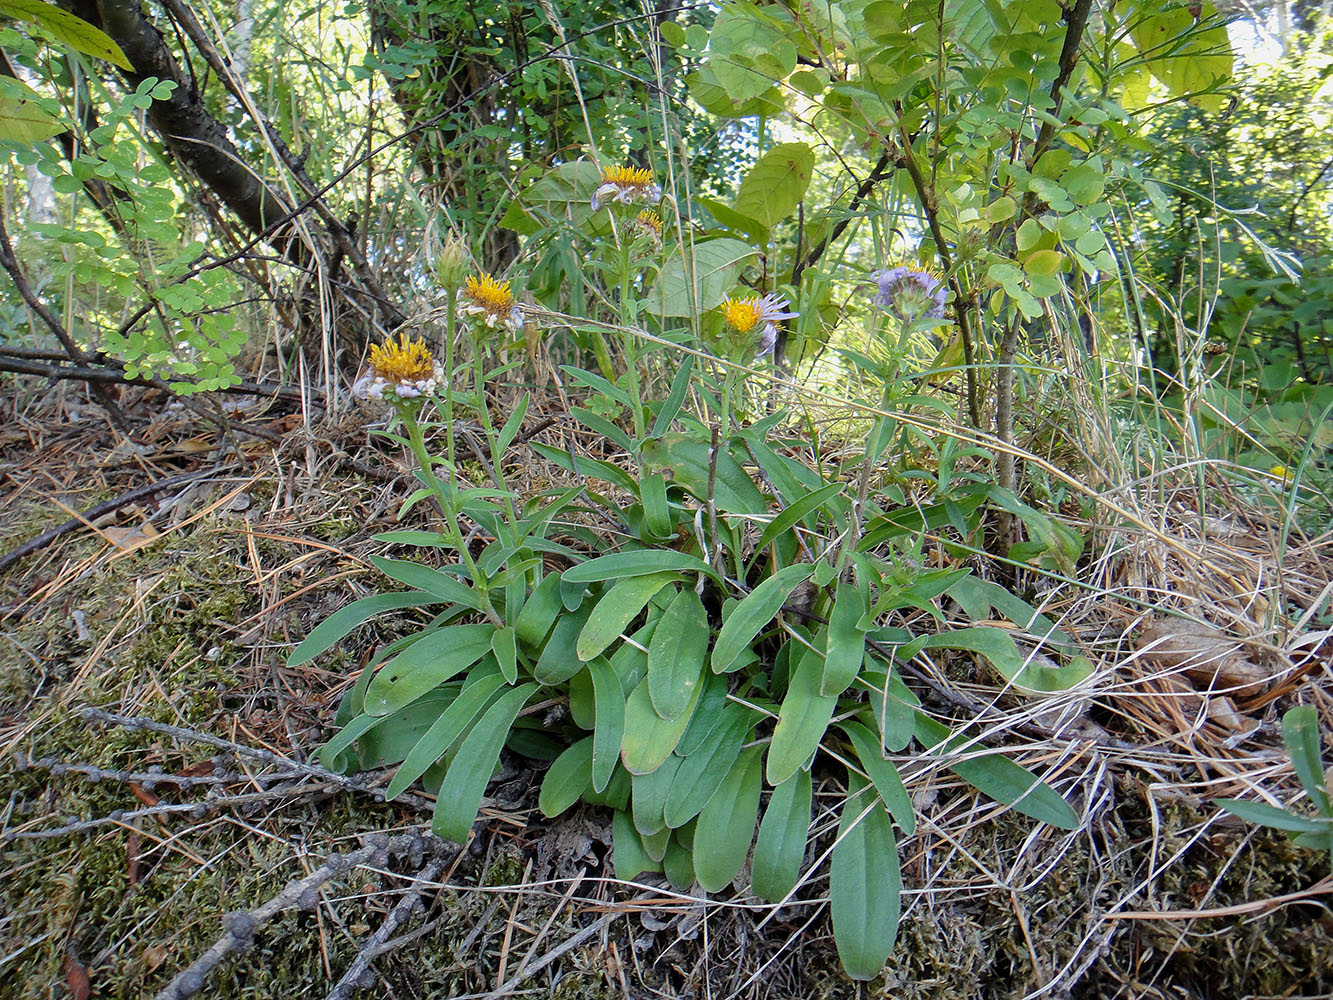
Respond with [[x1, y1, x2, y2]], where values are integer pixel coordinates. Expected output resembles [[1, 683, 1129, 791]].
[[648, 588, 710, 720], [733, 142, 815, 232], [632, 754, 683, 835], [1282, 705, 1332, 816], [611, 808, 662, 881], [639, 472, 674, 541], [539, 737, 593, 818], [751, 768, 812, 902], [840, 720, 915, 835], [577, 572, 681, 662], [532, 604, 593, 685], [367, 556, 486, 611], [587, 656, 626, 793], [821, 576, 869, 696], [514, 572, 564, 649], [712, 564, 817, 673], [562, 550, 717, 585], [317, 712, 387, 772], [663, 703, 752, 828], [830, 776, 902, 981], [0, 0, 133, 69], [646, 238, 758, 317], [386, 667, 509, 800], [352, 687, 460, 771], [860, 659, 920, 753], [767, 638, 839, 785], [921, 627, 1091, 694], [754, 480, 846, 554], [676, 673, 731, 755], [915, 714, 1079, 829], [1213, 797, 1333, 834], [288, 592, 443, 666], [491, 626, 518, 684], [693, 745, 764, 892], [621, 672, 704, 774], [432, 682, 539, 843], [363, 623, 496, 717]]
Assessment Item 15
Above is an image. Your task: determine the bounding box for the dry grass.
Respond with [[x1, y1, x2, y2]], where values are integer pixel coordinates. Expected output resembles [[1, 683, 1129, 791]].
[[1, 372, 1330, 1000]]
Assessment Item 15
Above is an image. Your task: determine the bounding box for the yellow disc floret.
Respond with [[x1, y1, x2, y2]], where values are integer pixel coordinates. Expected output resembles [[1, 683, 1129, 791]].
[[636, 210, 663, 236], [464, 272, 516, 312], [722, 296, 762, 333], [369, 333, 436, 384], [601, 165, 655, 186]]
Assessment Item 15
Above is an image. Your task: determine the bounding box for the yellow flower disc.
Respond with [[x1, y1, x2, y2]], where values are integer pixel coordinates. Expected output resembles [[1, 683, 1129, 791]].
[[722, 296, 761, 333], [369, 333, 435, 384], [464, 273, 516, 312]]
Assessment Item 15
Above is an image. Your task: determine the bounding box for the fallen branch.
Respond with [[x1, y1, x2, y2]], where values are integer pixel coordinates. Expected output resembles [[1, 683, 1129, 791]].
[[153, 831, 449, 1000], [79, 708, 434, 811], [0, 350, 319, 405], [325, 853, 451, 999], [1, 780, 343, 841], [0, 466, 235, 576]]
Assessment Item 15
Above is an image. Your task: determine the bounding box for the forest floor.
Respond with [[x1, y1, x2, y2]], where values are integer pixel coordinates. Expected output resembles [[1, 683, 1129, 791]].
[[1, 376, 1331, 1000]]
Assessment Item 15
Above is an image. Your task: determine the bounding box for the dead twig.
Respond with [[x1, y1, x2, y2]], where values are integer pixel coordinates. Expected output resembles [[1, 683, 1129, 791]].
[[78, 708, 434, 810], [324, 853, 451, 999], [153, 832, 443, 1000], [0, 466, 235, 576]]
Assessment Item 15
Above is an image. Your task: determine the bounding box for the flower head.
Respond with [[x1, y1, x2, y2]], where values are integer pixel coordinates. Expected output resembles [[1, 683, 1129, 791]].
[[591, 164, 661, 212], [872, 262, 948, 323], [353, 333, 444, 402], [720, 292, 797, 358], [631, 209, 664, 247], [431, 232, 470, 289], [461, 272, 523, 331]]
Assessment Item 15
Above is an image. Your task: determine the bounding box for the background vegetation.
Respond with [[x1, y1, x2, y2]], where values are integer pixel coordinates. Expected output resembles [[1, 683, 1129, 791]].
[[0, 0, 1329, 996]]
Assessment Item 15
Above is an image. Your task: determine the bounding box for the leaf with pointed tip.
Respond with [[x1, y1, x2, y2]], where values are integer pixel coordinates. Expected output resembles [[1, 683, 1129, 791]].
[[587, 656, 625, 793], [767, 638, 838, 785], [840, 720, 915, 834], [751, 768, 812, 902], [915, 713, 1079, 829], [663, 703, 753, 828], [821, 577, 868, 696], [386, 669, 507, 800], [364, 624, 495, 717], [577, 573, 681, 661], [621, 673, 703, 774], [432, 682, 538, 842], [539, 737, 593, 818], [712, 564, 816, 673], [288, 592, 442, 666], [693, 746, 763, 892]]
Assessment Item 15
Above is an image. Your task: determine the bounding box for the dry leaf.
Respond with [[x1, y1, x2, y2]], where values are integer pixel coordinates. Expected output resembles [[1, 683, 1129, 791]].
[[141, 943, 168, 972], [102, 523, 161, 551], [1138, 619, 1271, 697], [64, 949, 90, 1000]]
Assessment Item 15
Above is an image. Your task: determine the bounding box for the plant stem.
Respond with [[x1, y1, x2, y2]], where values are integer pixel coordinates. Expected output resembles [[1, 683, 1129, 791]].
[[400, 403, 499, 626]]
